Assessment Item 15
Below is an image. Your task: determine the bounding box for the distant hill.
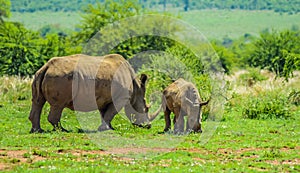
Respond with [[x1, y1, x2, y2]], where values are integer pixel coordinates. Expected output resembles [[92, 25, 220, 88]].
[[10, 0, 300, 14]]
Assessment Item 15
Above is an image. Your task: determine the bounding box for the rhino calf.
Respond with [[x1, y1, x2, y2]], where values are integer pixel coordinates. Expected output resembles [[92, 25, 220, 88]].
[[162, 78, 209, 134]]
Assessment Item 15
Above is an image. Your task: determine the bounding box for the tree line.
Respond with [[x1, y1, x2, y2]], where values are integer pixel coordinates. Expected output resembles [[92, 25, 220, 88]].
[[10, 0, 300, 14], [1, 0, 299, 81]]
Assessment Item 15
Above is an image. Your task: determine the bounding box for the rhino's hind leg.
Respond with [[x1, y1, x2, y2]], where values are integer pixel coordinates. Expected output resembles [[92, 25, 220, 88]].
[[48, 106, 68, 132], [29, 101, 46, 133], [98, 103, 118, 131]]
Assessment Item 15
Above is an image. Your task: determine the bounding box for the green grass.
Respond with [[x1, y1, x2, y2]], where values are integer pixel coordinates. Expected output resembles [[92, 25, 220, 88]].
[[0, 75, 299, 172], [9, 10, 300, 40], [180, 9, 300, 39]]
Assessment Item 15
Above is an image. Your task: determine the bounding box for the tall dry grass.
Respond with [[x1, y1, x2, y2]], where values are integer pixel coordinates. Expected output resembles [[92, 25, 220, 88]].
[[225, 69, 300, 119], [0, 76, 32, 104]]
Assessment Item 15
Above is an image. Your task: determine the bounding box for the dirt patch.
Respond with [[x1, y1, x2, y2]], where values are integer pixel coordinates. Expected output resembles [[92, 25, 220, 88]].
[[1, 146, 298, 170], [107, 147, 174, 155], [266, 158, 300, 165], [0, 147, 164, 166], [0, 149, 46, 171], [58, 147, 174, 156], [215, 146, 300, 155]]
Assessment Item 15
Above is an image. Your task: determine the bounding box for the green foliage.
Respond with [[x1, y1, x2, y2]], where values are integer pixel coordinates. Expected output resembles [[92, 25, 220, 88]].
[[281, 50, 300, 79], [242, 89, 292, 120], [211, 42, 235, 74], [38, 24, 68, 37], [238, 68, 268, 86], [0, 21, 78, 76], [0, 22, 42, 76], [139, 43, 211, 105], [75, 0, 142, 43], [226, 34, 256, 67], [248, 30, 300, 80], [0, 0, 11, 21], [75, 0, 180, 60], [10, 0, 300, 14], [10, 0, 99, 12]]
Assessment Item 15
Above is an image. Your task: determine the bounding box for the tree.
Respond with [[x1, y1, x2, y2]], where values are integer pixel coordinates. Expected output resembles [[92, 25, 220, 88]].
[[183, 0, 189, 11], [75, 0, 177, 59], [211, 42, 235, 74], [0, 22, 41, 75], [248, 30, 300, 80], [76, 0, 142, 43], [0, 0, 11, 22], [0, 22, 75, 76]]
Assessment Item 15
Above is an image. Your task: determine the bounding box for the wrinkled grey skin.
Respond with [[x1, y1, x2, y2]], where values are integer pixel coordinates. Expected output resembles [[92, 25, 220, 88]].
[[162, 78, 209, 134], [29, 54, 159, 133]]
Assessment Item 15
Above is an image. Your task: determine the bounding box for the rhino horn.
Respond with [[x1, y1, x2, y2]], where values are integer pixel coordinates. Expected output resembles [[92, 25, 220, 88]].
[[148, 105, 162, 121]]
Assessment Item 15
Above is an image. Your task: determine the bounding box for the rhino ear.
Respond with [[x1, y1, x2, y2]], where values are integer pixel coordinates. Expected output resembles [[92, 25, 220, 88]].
[[140, 74, 148, 86], [200, 100, 209, 106]]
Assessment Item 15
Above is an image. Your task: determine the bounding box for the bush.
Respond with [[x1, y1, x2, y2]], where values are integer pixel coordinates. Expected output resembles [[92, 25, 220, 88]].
[[247, 30, 300, 80], [238, 68, 268, 87], [242, 90, 291, 120]]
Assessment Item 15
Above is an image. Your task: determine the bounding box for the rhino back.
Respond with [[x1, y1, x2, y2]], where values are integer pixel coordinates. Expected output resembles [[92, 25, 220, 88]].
[[41, 54, 133, 111]]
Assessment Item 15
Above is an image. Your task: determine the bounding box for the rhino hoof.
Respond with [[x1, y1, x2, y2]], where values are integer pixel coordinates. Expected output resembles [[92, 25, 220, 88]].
[[30, 128, 44, 133], [163, 128, 171, 132], [98, 124, 114, 132], [174, 130, 184, 135], [52, 127, 69, 133]]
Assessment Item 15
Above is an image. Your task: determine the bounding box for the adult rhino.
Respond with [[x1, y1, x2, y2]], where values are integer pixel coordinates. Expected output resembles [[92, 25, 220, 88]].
[[29, 54, 160, 133], [162, 78, 209, 133]]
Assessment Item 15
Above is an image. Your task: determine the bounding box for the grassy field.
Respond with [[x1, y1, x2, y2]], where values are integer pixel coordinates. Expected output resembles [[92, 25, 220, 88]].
[[0, 71, 299, 172], [10, 11, 82, 32], [10, 10, 300, 40], [180, 10, 300, 39]]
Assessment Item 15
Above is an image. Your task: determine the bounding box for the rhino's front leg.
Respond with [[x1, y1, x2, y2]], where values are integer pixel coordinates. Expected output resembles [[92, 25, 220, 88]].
[[163, 108, 171, 132], [186, 115, 199, 133], [174, 108, 184, 134], [98, 103, 118, 131]]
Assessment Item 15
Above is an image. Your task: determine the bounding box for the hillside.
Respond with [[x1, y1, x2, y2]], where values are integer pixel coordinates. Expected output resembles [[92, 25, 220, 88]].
[[10, 0, 300, 14], [10, 10, 300, 40]]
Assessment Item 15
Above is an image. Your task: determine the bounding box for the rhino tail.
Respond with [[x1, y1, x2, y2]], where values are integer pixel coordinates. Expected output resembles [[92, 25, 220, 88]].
[[31, 63, 48, 105]]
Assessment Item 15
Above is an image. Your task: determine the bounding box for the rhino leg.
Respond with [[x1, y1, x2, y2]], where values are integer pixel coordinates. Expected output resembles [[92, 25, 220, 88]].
[[163, 108, 171, 132], [29, 101, 45, 133], [48, 106, 67, 132], [186, 116, 195, 133], [98, 103, 118, 131], [187, 115, 202, 133], [192, 118, 202, 133], [174, 108, 184, 134]]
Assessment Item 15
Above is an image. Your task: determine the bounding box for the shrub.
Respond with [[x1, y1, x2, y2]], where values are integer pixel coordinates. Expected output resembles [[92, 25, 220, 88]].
[[242, 89, 291, 120], [238, 68, 268, 87], [247, 30, 300, 80]]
